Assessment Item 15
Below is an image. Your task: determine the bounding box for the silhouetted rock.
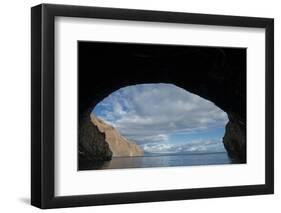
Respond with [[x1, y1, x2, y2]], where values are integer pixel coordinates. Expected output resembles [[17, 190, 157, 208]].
[[223, 112, 246, 162], [78, 112, 112, 168]]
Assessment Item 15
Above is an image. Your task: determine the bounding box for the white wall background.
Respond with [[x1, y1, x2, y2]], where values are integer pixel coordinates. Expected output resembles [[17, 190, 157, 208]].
[[0, 0, 279, 212]]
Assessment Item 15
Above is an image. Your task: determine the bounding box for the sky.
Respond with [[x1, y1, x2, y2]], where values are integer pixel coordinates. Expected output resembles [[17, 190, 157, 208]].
[[92, 83, 229, 154]]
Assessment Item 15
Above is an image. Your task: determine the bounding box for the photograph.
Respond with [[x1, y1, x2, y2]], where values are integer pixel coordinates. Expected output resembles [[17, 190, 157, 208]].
[[30, 3, 274, 209], [78, 41, 246, 170]]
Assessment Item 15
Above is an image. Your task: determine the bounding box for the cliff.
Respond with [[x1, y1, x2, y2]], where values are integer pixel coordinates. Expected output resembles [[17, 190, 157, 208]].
[[91, 115, 144, 157]]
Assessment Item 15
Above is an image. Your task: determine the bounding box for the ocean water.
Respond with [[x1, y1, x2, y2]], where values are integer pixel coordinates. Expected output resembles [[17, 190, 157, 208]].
[[80, 152, 239, 170]]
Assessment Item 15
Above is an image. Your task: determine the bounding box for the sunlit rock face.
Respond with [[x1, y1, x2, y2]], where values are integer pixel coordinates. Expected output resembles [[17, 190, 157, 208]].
[[91, 114, 143, 157]]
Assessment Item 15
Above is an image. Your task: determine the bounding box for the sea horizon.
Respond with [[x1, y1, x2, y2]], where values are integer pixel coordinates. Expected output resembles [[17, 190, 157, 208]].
[[79, 151, 240, 171]]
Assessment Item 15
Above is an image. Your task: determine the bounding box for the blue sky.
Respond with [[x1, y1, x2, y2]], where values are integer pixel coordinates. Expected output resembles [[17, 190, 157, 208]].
[[92, 83, 228, 154]]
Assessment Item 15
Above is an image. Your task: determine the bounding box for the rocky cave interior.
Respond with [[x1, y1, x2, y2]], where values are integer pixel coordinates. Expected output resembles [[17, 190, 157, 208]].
[[78, 41, 246, 169]]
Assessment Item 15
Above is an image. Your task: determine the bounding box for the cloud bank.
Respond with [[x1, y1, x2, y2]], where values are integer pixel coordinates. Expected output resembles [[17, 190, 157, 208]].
[[93, 83, 228, 153], [141, 139, 225, 154]]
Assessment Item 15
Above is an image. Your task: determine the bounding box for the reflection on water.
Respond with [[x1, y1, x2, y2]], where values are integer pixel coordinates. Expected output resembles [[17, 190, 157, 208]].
[[79, 152, 240, 171]]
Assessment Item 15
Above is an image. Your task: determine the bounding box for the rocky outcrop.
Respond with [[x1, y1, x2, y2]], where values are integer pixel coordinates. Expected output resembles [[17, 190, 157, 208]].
[[223, 112, 246, 162], [91, 115, 144, 157], [79, 112, 144, 169], [78, 112, 112, 166]]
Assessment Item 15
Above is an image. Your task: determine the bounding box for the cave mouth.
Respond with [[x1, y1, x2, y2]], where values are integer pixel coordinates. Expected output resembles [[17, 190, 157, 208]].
[[90, 83, 232, 164], [78, 41, 246, 170]]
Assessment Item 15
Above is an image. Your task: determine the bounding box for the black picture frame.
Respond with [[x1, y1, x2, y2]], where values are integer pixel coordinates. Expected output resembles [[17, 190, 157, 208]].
[[31, 3, 274, 209]]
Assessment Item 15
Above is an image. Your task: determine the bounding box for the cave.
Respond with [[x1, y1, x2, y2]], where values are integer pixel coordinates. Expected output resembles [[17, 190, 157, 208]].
[[78, 41, 246, 166]]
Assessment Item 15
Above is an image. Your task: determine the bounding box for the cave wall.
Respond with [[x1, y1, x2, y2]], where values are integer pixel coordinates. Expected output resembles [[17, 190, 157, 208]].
[[78, 42, 246, 163]]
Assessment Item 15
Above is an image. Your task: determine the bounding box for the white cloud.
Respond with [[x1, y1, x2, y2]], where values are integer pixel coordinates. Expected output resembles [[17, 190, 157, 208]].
[[93, 83, 228, 145], [142, 140, 225, 154]]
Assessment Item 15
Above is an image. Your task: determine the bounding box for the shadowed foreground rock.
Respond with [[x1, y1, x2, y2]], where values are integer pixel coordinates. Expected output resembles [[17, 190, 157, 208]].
[[79, 112, 112, 166], [223, 113, 246, 162]]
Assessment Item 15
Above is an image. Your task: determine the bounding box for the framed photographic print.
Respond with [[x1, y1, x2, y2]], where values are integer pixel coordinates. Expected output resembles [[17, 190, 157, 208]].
[[31, 3, 274, 209]]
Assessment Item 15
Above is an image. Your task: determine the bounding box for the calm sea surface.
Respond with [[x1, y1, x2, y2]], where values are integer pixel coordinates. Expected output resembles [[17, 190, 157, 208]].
[[80, 152, 239, 170]]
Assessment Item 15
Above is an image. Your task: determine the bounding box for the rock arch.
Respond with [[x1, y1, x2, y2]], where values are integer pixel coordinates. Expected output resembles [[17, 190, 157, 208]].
[[78, 42, 246, 165]]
